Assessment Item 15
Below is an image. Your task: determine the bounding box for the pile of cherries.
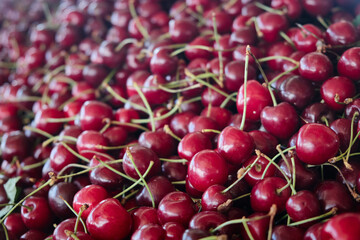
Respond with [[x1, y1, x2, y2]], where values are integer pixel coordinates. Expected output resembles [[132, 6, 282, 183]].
[[0, 0, 360, 239]]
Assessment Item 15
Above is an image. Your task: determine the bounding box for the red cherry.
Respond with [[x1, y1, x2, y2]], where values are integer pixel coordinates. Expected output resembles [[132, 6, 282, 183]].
[[325, 21, 358, 46], [79, 100, 113, 131], [322, 213, 360, 240], [256, 12, 289, 43], [243, 155, 277, 187], [86, 198, 132, 240], [302, 0, 334, 16], [34, 108, 65, 135], [299, 52, 333, 83], [21, 196, 53, 230], [338, 47, 360, 81], [201, 184, 232, 212], [131, 207, 159, 231], [293, 24, 323, 53], [131, 224, 165, 240], [169, 19, 198, 43]]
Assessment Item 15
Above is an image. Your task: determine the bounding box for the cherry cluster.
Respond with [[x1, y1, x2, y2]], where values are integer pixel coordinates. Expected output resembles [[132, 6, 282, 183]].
[[0, 0, 360, 239]]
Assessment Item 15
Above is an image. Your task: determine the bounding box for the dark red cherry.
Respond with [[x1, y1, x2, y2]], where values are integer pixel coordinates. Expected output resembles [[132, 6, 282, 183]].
[[82, 63, 108, 88], [187, 115, 220, 138], [338, 47, 360, 81], [250, 177, 291, 213], [126, 70, 150, 97], [170, 112, 196, 138], [21, 196, 52, 230], [249, 130, 279, 157], [188, 149, 228, 192], [304, 222, 324, 240], [98, 41, 126, 69], [185, 36, 213, 60], [114, 108, 141, 133], [301, 102, 336, 125], [34, 108, 65, 135], [201, 184, 232, 212], [315, 180, 355, 213], [102, 126, 127, 147], [296, 123, 340, 165], [330, 118, 358, 153], [236, 80, 273, 122], [320, 76, 356, 112], [131, 224, 165, 240], [76, 130, 108, 156], [178, 132, 212, 161], [4, 213, 27, 239], [240, 212, 270, 240], [271, 0, 302, 20], [1, 131, 30, 162], [217, 126, 254, 166], [302, 0, 334, 16], [181, 229, 211, 240], [321, 213, 360, 240], [325, 21, 358, 46], [229, 26, 258, 46], [286, 190, 321, 225], [293, 24, 323, 53], [20, 230, 47, 240], [55, 24, 81, 48], [299, 52, 333, 83], [123, 145, 161, 180], [243, 155, 277, 187], [89, 162, 123, 191], [131, 207, 159, 233], [49, 143, 78, 173], [136, 175, 176, 207], [86, 198, 132, 240], [142, 74, 172, 105], [163, 222, 185, 240], [224, 60, 257, 92], [128, 16, 153, 40], [266, 42, 294, 71], [189, 211, 228, 235], [261, 102, 299, 141], [48, 182, 78, 219], [169, 19, 198, 43], [139, 131, 176, 158], [200, 106, 232, 130], [158, 191, 197, 227], [271, 225, 304, 240], [256, 12, 289, 43], [72, 184, 108, 220], [150, 48, 178, 77]]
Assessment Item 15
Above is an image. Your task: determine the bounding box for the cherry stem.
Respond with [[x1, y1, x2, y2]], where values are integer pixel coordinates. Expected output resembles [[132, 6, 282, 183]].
[[59, 196, 88, 233], [202, 129, 221, 134], [57, 163, 89, 179], [44, 116, 77, 123], [239, 45, 250, 130], [129, 0, 149, 39], [115, 38, 138, 52], [21, 158, 48, 171], [220, 92, 237, 108], [1, 223, 9, 240], [258, 56, 299, 65], [95, 144, 136, 151], [160, 158, 188, 163], [267, 204, 277, 240], [65, 231, 80, 240], [0, 179, 52, 224], [42, 135, 77, 147], [279, 31, 296, 50], [343, 112, 359, 170], [198, 235, 227, 240], [268, 65, 299, 86], [212, 12, 224, 88], [58, 88, 97, 110], [74, 204, 88, 234], [316, 16, 329, 29], [170, 45, 213, 57], [0, 61, 16, 69], [23, 126, 53, 139], [60, 141, 90, 163], [111, 120, 149, 132], [159, 83, 202, 93], [222, 154, 261, 193], [125, 148, 155, 208], [211, 213, 270, 233], [104, 83, 148, 113], [133, 82, 156, 132], [232, 192, 251, 202], [163, 125, 182, 142], [99, 68, 117, 90], [113, 161, 154, 199], [99, 118, 111, 134], [254, 1, 285, 15], [288, 208, 337, 226], [242, 218, 255, 240]]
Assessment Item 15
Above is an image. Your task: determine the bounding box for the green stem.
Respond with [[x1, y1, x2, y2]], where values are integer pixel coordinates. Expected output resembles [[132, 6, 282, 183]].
[[133, 82, 155, 132]]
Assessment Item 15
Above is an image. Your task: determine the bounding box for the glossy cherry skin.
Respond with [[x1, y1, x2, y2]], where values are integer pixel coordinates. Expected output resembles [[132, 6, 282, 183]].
[[79, 100, 113, 131], [170, 112, 197, 138], [53, 217, 86, 240], [299, 52, 333, 83], [330, 118, 358, 153], [169, 19, 198, 43], [243, 155, 277, 187], [296, 123, 339, 165], [302, 0, 334, 16], [261, 102, 299, 141], [21, 196, 52, 230], [250, 177, 291, 213], [293, 24, 323, 53], [86, 198, 132, 240], [266, 42, 294, 71], [49, 143, 78, 173], [256, 12, 288, 42], [217, 126, 254, 166], [142, 74, 172, 106], [200, 107, 232, 130], [224, 60, 257, 92], [320, 76, 356, 112], [150, 48, 178, 77], [48, 182, 78, 219], [131, 207, 159, 231], [161, 158, 187, 182], [131, 224, 165, 240], [338, 47, 360, 81], [325, 21, 358, 46], [158, 191, 197, 227], [301, 102, 336, 125], [321, 213, 360, 240], [123, 145, 161, 180], [271, 0, 302, 20], [34, 108, 65, 135], [240, 212, 270, 240], [4, 213, 27, 239], [187, 116, 220, 138], [271, 225, 304, 240], [286, 190, 321, 226], [163, 222, 185, 240], [76, 130, 108, 156], [237, 80, 273, 122], [136, 175, 176, 207], [304, 222, 324, 240], [89, 163, 123, 191], [1, 131, 30, 162], [201, 184, 232, 212], [20, 230, 48, 240], [138, 131, 176, 158], [72, 184, 108, 220], [185, 36, 213, 60], [315, 180, 355, 213], [188, 149, 228, 192]]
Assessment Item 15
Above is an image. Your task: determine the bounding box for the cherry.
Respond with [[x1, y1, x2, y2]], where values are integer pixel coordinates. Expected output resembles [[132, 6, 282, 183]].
[[150, 48, 178, 77], [187, 115, 220, 138], [233, 45, 263, 66], [102, 126, 127, 147], [304, 222, 324, 240], [201, 184, 232, 212], [48, 182, 79, 219], [320, 76, 356, 112], [142, 74, 172, 105], [302, 0, 334, 16], [189, 211, 228, 235], [163, 222, 185, 240], [267, 42, 294, 71], [321, 213, 360, 240], [271, 225, 304, 240], [89, 162, 123, 191], [293, 24, 323, 53], [34, 108, 65, 135], [139, 130, 176, 158], [243, 155, 277, 187], [240, 212, 270, 240], [128, 16, 153, 40], [158, 191, 197, 227], [170, 112, 196, 138], [224, 60, 257, 92], [299, 52, 333, 83], [76, 130, 108, 156], [250, 177, 291, 213], [256, 12, 289, 43], [181, 229, 211, 239], [188, 149, 228, 192], [1, 131, 30, 162], [296, 123, 340, 165], [20, 230, 47, 240], [201, 85, 228, 107], [325, 21, 358, 46], [271, 0, 303, 20], [114, 108, 141, 133], [330, 118, 358, 153], [185, 36, 213, 60], [169, 19, 198, 43], [229, 26, 258, 46], [338, 47, 360, 81], [315, 180, 355, 213], [4, 213, 27, 239], [86, 198, 132, 240], [98, 41, 126, 69], [249, 130, 279, 157], [286, 190, 321, 225], [131, 224, 165, 240], [123, 145, 161, 180], [72, 184, 108, 220], [301, 102, 336, 125], [261, 102, 299, 141], [136, 175, 176, 207], [200, 106, 232, 130], [21, 196, 53, 230], [237, 80, 273, 122], [229, 114, 261, 132], [50, 143, 78, 173], [217, 126, 254, 166], [82, 63, 108, 88], [55, 24, 82, 48], [126, 70, 150, 97], [131, 207, 159, 231]]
